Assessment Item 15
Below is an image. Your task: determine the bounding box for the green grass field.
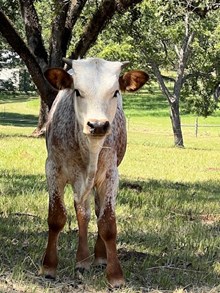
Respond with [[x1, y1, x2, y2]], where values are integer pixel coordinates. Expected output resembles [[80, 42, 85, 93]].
[[0, 89, 220, 293]]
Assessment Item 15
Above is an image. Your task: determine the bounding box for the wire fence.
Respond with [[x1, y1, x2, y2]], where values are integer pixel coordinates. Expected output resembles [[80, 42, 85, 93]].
[[126, 116, 220, 140], [182, 117, 220, 137]]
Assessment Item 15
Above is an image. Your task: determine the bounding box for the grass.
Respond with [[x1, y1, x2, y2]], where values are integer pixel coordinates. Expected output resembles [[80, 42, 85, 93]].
[[0, 89, 220, 292]]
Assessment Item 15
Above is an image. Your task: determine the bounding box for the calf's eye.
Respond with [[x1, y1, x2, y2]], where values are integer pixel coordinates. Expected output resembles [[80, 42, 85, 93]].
[[113, 90, 119, 98], [75, 89, 81, 97]]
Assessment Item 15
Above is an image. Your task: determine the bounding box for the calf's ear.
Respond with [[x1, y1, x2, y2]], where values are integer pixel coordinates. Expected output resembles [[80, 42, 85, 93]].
[[119, 70, 149, 92], [44, 68, 73, 90]]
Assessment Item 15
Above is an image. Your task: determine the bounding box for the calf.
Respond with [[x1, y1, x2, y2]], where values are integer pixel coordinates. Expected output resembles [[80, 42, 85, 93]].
[[39, 58, 148, 288]]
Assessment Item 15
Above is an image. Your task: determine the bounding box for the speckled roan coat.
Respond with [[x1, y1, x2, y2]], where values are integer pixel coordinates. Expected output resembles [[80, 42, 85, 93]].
[[39, 58, 148, 288]]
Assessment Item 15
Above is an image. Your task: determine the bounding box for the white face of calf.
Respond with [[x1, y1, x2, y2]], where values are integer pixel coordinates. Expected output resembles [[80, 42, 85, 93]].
[[71, 59, 122, 137], [44, 57, 149, 142]]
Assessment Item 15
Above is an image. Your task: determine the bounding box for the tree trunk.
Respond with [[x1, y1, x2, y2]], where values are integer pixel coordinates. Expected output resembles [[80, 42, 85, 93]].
[[49, 0, 69, 67], [150, 61, 185, 147], [32, 99, 49, 137], [19, 0, 48, 70], [170, 100, 184, 147]]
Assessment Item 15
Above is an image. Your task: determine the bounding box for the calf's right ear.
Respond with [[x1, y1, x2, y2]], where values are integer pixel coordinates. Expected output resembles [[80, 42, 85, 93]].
[[44, 68, 73, 90], [119, 70, 149, 92]]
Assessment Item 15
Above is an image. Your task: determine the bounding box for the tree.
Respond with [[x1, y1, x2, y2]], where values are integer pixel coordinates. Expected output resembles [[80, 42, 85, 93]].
[[0, 0, 143, 136], [135, 0, 220, 147], [90, 0, 220, 147]]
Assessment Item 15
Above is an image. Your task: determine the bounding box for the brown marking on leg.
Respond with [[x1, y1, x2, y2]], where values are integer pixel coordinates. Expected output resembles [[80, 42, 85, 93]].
[[98, 205, 125, 288], [94, 165, 124, 287], [40, 194, 67, 278], [74, 200, 91, 271]]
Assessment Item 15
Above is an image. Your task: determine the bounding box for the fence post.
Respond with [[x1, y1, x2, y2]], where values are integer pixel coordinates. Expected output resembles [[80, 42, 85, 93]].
[[195, 117, 198, 137]]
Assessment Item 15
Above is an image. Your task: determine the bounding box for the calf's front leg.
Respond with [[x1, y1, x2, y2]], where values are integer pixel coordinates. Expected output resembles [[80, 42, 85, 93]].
[[39, 162, 67, 279]]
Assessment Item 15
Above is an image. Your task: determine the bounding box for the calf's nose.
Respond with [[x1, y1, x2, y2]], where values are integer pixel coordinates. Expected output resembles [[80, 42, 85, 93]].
[[87, 120, 110, 136]]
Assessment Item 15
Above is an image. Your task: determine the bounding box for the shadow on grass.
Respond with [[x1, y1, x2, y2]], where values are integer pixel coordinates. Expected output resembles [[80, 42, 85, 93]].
[[0, 112, 38, 127], [0, 133, 39, 139], [120, 178, 220, 205], [0, 172, 220, 291], [118, 178, 220, 291]]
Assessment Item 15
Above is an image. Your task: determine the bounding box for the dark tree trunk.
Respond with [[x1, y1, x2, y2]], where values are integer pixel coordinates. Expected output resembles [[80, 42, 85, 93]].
[[18, 0, 53, 136], [32, 99, 49, 137], [170, 100, 184, 147], [19, 0, 48, 70], [49, 0, 69, 67]]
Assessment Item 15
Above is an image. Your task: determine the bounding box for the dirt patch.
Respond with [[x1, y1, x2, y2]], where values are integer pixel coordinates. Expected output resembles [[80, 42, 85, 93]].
[[200, 214, 220, 226]]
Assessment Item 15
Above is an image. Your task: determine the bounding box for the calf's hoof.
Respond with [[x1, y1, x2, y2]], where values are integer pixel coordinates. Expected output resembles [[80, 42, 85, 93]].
[[93, 257, 107, 271], [108, 277, 125, 290], [108, 279, 125, 291], [93, 257, 107, 266], [38, 266, 56, 280]]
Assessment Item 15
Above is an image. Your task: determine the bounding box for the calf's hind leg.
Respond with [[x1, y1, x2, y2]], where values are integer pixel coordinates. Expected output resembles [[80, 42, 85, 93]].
[[39, 161, 67, 279]]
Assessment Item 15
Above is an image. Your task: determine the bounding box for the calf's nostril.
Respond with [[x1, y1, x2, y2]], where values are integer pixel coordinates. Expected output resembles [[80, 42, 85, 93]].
[[87, 121, 95, 129], [103, 121, 110, 132], [87, 120, 110, 135]]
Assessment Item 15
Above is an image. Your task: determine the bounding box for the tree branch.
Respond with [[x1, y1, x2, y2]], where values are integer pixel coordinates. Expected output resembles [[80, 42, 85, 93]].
[[174, 12, 195, 97], [185, 0, 220, 18], [70, 0, 117, 59], [61, 0, 88, 58], [19, 0, 48, 70], [150, 60, 175, 105], [116, 0, 143, 12], [70, 0, 143, 59], [214, 83, 220, 101], [49, 0, 70, 67], [182, 71, 212, 83]]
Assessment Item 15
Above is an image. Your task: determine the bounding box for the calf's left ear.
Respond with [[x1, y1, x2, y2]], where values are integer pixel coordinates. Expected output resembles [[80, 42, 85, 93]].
[[119, 70, 149, 92], [44, 68, 73, 90]]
